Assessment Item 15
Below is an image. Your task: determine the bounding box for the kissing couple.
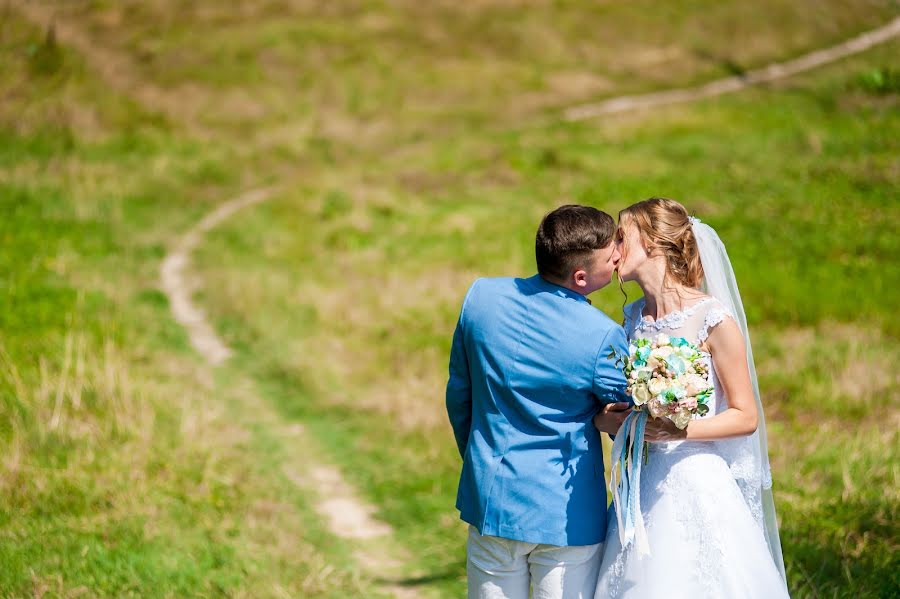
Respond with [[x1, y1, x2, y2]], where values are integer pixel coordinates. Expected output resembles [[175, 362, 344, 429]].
[[446, 200, 790, 598]]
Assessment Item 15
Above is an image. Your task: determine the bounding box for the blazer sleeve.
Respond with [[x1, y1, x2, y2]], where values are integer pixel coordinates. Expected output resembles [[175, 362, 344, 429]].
[[592, 325, 630, 406], [446, 281, 478, 458]]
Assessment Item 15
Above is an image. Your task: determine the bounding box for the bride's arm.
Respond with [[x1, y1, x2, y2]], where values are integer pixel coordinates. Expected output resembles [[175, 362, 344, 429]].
[[644, 317, 759, 442]]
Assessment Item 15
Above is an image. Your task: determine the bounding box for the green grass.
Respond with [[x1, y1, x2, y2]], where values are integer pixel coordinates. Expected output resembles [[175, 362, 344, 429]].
[[2, 1, 898, 597]]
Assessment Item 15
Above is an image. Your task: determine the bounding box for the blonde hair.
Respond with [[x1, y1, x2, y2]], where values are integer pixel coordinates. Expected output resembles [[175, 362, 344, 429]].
[[618, 197, 704, 288]]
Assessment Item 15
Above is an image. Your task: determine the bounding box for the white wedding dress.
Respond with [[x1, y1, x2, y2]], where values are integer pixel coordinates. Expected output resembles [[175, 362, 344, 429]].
[[594, 296, 790, 598]]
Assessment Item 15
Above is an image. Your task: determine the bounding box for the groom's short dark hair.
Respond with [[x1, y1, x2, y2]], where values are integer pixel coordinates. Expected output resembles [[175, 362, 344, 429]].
[[536, 205, 616, 281]]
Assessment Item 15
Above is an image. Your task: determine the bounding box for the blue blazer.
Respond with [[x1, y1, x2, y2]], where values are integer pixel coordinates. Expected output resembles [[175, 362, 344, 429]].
[[446, 275, 629, 547]]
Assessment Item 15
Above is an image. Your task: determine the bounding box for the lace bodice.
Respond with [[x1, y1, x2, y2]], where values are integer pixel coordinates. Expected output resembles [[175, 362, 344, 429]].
[[623, 295, 765, 505], [623, 296, 735, 422], [624, 296, 733, 347]]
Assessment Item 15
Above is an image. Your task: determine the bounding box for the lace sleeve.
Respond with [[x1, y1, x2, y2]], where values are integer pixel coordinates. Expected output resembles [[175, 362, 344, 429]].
[[697, 305, 735, 344]]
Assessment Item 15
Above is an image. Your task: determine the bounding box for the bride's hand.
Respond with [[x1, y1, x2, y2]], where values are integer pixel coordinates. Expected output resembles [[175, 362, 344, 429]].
[[644, 416, 689, 442]]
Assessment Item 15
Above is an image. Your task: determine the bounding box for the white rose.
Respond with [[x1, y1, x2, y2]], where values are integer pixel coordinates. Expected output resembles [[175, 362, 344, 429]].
[[650, 346, 674, 360], [632, 383, 652, 406], [648, 377, 668, 396], [683, 373, 711, 396], [656, 334, 671, 346]]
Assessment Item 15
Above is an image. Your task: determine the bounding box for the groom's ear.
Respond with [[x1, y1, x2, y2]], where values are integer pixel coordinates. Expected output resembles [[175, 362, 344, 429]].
[[572, 268, 589, 289]]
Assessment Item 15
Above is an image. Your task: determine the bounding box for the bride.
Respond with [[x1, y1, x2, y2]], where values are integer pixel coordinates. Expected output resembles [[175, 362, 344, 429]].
[[593, 198, 789, 598]]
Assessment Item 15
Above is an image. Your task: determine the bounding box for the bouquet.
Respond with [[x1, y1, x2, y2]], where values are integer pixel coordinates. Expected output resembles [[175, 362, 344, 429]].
[[605, 333, 713, 556], [610, 333, 713, 429]]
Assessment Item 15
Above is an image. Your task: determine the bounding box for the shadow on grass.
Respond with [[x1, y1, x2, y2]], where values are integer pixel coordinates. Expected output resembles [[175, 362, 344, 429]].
[[374, 560, 466, 588]]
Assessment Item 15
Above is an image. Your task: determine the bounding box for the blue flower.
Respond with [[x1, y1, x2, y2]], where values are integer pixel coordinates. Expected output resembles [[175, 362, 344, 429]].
[[636, 346, 651, 362], [670, 337, 690, 348], [665, 354, 688, 375]]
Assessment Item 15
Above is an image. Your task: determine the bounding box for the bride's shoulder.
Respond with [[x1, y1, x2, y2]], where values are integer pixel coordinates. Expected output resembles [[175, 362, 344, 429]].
[[682, 293, 728, 316], [694, 295, 738, 342], [696, 295, 734, 318]]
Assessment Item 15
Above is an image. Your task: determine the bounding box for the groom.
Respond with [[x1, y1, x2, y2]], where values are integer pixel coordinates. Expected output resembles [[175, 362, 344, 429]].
[[446, 205, 632, 599]]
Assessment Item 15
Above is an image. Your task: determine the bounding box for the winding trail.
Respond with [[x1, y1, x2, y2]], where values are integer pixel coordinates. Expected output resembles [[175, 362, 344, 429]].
[[565, 16, 900, 121], [160, 188, 272, 365], [159, 188, 416, 598]]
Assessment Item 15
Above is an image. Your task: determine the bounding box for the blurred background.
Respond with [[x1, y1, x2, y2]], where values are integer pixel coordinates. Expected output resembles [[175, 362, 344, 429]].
[[1, 1, 898, 597]]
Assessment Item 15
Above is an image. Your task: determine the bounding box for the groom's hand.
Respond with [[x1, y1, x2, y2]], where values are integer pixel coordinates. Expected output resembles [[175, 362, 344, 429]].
[[644, 417, 689, 442], [593, 402, 631, 435]]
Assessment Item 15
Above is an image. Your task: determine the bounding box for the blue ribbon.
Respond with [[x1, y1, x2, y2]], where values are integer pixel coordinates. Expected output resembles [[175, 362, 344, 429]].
[[609, 409, 650, 556]]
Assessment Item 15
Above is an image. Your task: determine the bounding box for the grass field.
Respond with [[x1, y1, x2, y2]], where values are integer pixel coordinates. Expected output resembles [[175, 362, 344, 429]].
[[2, 2, 898, 597]]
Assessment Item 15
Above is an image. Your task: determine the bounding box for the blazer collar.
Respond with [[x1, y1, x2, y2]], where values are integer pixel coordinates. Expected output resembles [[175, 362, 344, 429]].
[[528, 274, 592, 305]]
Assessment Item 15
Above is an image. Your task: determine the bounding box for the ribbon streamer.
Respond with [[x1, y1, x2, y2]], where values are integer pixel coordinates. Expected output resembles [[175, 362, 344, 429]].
[[609, 409, 650, 557]]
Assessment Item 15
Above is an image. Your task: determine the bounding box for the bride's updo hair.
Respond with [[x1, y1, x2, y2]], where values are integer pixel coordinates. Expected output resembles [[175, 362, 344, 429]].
[[619, 197, 704, 288]]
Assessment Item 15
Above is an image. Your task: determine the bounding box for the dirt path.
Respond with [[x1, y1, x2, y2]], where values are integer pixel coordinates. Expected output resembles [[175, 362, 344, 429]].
[[159, 187, 419, 598], [158, 189, 367, 525], [565, 16, 900, 120], [160, 188, 272, 365]]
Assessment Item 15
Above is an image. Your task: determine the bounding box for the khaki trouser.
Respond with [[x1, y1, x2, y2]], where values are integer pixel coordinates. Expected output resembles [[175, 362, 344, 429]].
[[467, 526, 603, 599]]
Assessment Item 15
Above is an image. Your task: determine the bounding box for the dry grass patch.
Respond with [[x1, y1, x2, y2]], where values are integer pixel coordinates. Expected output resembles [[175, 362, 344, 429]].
[[285, 269, 479, 430], [757, 323, 900, 414]]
